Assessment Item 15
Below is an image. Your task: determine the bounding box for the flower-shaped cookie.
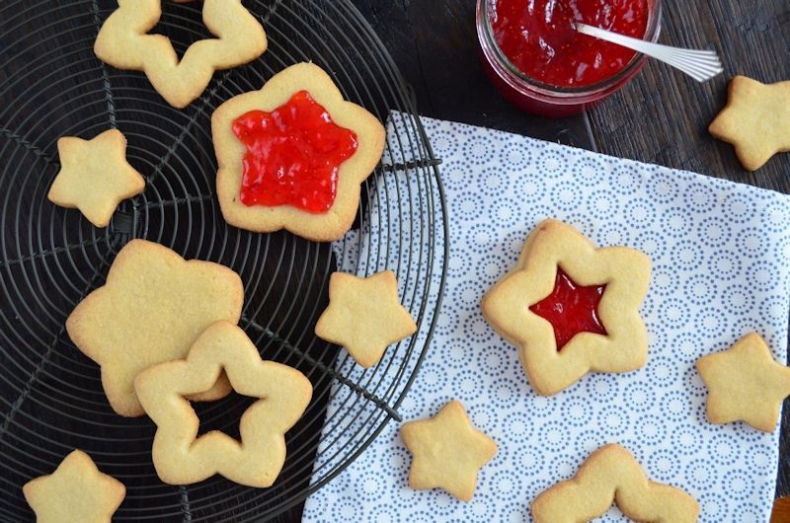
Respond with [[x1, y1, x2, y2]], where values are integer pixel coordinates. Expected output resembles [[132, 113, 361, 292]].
[[697, 332, 790, 432], [134, 321, 313, 487], [531, 444, 699, 523], [48, 129, 145, 228], [401, 400, 497, 502], [94, 0, 267, 108], [315, 271, 417, 367], [212, 62, 386, 241], [66, 239, 244, 417], [481, 219, 651, 395], [23, 450, 125, 523]]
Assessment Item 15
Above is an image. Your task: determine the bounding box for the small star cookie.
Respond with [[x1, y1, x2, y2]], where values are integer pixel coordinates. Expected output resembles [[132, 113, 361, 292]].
[[532, 444, 699, 523], [697, 332, 790, 432], [709, 75, 790, 171], [401, 400, 497, 502], [23, 450, 125, 523], [134, 321, 313, 487], [315, 270, 417, 368], [47, 129, 145, 228], [94, 0, 267, 108], [481, 219, 651, 396], [66, 239, 244, 417]]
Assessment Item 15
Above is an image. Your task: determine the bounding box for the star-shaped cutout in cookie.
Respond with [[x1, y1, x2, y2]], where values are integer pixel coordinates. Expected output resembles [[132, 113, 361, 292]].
[[134, 321, 312, 487], [94, 0, 267, 108], [709, 75, 790, 171], [315, 271, 417, 368], [401, 400, 497, 502], [481, 219, 651, 396], [697, 332, 790, 432], [531, 444, 699, 523], [47, 129, 145, 228], [67, 239, 244, 417], [23, 450, 125, 523]]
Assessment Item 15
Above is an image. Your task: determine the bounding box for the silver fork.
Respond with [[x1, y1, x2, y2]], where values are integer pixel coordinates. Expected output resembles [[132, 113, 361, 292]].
[[575, 23, 724, 82]]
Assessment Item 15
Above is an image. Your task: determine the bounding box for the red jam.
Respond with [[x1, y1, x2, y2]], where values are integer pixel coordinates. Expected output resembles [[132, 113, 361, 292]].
[[232, 90, 359, 213], [529, 268, 608, 351], [490, 0, 649, 87]]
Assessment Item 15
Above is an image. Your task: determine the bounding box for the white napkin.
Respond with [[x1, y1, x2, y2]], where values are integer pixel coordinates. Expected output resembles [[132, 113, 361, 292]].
[[302, 114, 790, 523]]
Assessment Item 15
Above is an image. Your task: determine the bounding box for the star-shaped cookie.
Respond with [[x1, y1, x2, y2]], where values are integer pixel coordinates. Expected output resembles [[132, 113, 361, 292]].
[[23, 450, 125, 523], [134, 321, 313, 487], [400, 400, 497, 502], [481, 219, 651, 396], [94, 0, 267, 108], [532, 444, 698, 523], [697, 332, 790, 432], [709, 75, 790, 171], [47, 129, 145, 228], [66, 239, 244, 417], [314, 270, 417, 368]]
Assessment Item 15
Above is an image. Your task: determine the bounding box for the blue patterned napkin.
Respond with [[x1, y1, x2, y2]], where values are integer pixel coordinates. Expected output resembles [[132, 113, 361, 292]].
[[302, 114, 790, 523]]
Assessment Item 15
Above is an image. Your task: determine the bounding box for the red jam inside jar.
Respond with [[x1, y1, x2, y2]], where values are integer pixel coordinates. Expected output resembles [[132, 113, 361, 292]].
[[491, 0, 648, 88], [232, 90, 359, 213], [477, 0, 659, 116], [529, 267, 608, 351]]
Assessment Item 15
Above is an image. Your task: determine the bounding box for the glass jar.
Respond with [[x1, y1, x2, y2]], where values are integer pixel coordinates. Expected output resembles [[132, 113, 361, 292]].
[[476, 0, 663, 118]]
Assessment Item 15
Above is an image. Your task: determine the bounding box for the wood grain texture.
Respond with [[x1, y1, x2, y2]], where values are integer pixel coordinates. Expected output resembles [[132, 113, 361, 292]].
[[590, 1, 790, 193], [774, 496, 790, 523]]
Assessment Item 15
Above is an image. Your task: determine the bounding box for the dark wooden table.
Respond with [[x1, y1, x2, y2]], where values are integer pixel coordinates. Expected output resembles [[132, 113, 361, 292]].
[[282, 0, 790, 521]]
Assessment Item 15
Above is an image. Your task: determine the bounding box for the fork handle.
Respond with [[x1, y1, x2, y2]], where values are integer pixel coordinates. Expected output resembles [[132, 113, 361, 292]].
[[575, 23, 723, 82]]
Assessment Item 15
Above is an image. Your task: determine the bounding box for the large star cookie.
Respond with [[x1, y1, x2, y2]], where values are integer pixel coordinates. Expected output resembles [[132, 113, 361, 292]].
[[697, 332, 790, 432], [532, 444, 698, 523], [315, 270, 417, 368], [94, 0, 267, 108], [400, 400, 497, 502], [481, 219, 651, 396], [709, 75, 790, 171], [23, 450, 125, 523], [134, 321, 313, 487], [66, 239, 244, 417], [211, 63, 385, 241], [47, 129, 145, 228]]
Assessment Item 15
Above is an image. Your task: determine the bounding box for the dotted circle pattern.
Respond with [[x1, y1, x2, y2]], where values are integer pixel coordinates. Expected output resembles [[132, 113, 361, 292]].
[[303, 116, 790, 522]]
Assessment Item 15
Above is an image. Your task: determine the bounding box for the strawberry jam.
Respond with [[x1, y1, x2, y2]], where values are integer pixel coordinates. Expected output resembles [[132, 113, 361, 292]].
[[489, 0, 649, 87], [232, 91, 358, 213], [529, 267, 608, 351]]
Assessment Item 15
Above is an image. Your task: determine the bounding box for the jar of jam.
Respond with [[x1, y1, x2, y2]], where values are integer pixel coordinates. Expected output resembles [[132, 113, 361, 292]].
[[476, 0, 662, 117]]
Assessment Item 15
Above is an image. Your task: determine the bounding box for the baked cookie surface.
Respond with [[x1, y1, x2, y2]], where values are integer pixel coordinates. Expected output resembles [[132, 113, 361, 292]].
[[134, 321, 313, 487], [400, 400, 497, 502], [314, 270, 417, 368], [532, 444, 699, 523], [709, 75, 790, 171], [23, 450, 125, 523], [697, 331, 790, 432], [66, 239, 244, 417], [481, 218, 651, 395], [94, 0, 267, 108], [48, 129, 145, 228], [212, 62, 385, 241]]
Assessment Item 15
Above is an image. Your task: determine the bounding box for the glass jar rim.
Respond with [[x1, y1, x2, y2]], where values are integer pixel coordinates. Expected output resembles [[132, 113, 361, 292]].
[[478, 0, 663, 97]]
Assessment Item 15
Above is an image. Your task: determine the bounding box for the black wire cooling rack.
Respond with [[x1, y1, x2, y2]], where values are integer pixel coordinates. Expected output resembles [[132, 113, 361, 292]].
[[0, 1, 448, 521]]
